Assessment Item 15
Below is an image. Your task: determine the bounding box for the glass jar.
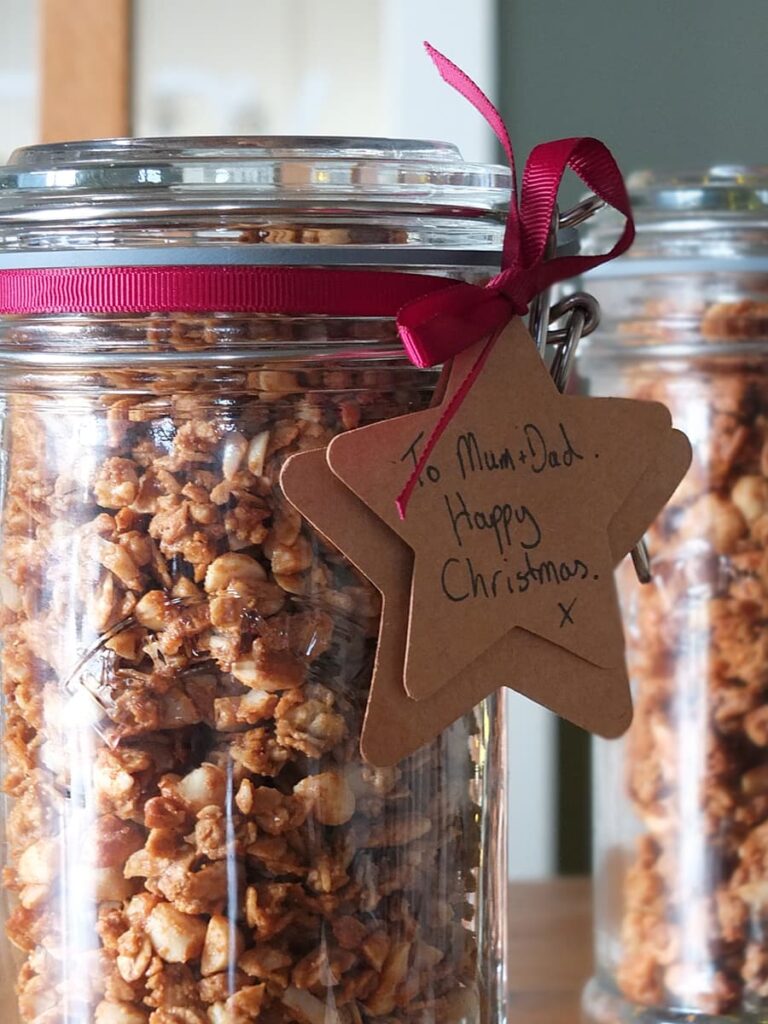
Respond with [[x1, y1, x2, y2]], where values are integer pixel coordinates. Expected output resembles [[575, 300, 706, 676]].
[[581, 167, 768, 1024], [0, 138, 517, 1024]]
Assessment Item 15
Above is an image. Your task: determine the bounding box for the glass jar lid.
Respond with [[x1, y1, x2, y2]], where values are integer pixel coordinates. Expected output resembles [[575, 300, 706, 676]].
[[0, 136, 521, 268], [628, 166, 768, 214], [585, 165, 768, 274], [0, 136, 511, 210]]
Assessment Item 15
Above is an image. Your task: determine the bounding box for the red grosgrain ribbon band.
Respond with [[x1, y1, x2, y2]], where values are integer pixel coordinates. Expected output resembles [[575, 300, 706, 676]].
[[0, 265, 453, 317], [393, 43, 635, 517]]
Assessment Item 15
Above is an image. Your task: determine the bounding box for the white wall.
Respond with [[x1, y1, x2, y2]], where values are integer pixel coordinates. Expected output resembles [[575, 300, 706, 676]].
[[134, 0, 386, 138], [134, 0, 495, 159], [0, 0, 38, 162]]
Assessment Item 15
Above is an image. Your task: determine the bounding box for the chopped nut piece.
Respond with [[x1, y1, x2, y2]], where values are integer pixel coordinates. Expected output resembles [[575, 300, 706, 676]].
[[221, 431, 248, 481], [237, 782, 306, 833], [363, 940, 411, 1015], [232, 638, 305, 691], [94, 459, 140, 509], [156, 858, 228, 915], [732, 475, 768, 526], [209, 594, 242, 628], [275, 684, 347, 757], [201, 915, 245, 977], [204, 553, 266, 594], [116, 927, 154, 983], [680, 493, 747, 555], [267, 536, 313, 575], [294, 771, 356, 826], [238, 946, 293, 985], [292, 946, 356, 989], [148, 1010, 208, 1024], [134, 591, 168, 631], [94, 1002, 150, 1024], [191, 806, 229, 861], [198, 970, 248, 1004], [176, 764, 227, 813], [145, 902, 207, 963], [259, 369, 300, 394], [93, 865, 136, 901], [213, 690, 278, 730], [361, 930, 391, 972], [97, 538, 143, 590], [246, 431, 270, 476], [282, 985, 330, 1024], [17, 838, 57, 886], [230, 727, 291, 776]]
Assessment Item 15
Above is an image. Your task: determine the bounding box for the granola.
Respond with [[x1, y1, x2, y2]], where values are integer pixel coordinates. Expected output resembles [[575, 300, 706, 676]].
[[0, 337, 482, 1024], [595, 300, 768, 1016]]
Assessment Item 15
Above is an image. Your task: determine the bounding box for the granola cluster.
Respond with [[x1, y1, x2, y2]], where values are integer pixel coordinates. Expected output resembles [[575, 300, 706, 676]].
[[601, 301, 768, 1015], [0, 339, 482, 1024]]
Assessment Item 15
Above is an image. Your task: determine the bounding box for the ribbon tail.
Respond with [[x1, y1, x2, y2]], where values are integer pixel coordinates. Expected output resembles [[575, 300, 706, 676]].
[[397, 282, 513, 369], [424, 41, 521, 268]]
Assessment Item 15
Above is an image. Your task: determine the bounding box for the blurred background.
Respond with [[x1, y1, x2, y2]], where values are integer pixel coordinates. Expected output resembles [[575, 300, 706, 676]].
[[1, 0, 766, 881]]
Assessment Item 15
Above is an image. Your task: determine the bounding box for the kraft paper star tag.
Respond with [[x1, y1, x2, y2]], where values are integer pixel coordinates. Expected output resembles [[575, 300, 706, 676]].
[[326, 317, 691, 706], [280, 425, 691, 765]]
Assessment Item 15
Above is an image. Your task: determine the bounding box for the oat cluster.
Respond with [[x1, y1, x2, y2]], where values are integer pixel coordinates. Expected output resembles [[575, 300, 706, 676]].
[[0, 341, 482, 1024], [606, 301, 768, 1015]]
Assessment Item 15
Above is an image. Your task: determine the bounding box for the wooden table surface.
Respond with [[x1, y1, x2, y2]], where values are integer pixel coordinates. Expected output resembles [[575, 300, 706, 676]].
[[508, 877, 592, 1024]]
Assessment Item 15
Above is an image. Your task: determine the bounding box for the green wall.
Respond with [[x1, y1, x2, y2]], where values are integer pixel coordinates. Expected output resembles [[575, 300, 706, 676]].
[[498, 0, 768, 204]]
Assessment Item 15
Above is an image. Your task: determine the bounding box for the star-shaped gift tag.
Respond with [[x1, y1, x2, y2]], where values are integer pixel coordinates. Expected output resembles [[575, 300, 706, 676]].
[[280, 318, 690, 765], [281, 427, 690, 765], [327, 317, 690, 703]]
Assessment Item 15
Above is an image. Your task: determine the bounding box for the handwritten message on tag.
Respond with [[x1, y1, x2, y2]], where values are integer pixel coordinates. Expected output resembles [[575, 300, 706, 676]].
[[328, 318, 691, 703], [403, 420, 591, 607]]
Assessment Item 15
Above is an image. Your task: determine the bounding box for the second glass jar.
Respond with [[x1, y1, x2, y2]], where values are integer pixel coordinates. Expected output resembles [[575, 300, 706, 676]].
[[582, 167, 768, 1024]]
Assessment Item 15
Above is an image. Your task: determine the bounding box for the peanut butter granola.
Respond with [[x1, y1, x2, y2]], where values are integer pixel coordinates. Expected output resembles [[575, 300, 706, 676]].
[[0, 338, 482, 1024], [601, 301, 768, 1016]]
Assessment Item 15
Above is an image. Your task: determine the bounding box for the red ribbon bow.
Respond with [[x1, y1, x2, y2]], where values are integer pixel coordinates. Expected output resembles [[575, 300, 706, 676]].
[[394, 43, 635, 516], [398, 44, 635, 369]]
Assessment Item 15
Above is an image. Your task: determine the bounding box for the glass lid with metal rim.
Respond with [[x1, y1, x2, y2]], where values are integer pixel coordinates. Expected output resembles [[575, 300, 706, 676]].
[[627, 165, 768, 213], [0, 136, 512, 215], [584, 165, 768, 271], [0, 135, 520, 265]]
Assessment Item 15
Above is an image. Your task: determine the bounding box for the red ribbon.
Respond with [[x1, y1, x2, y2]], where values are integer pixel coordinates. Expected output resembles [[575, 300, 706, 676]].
[[397, 44, 634, 369], [0, 265, 452, 317], [393, 43, 635, 516]]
